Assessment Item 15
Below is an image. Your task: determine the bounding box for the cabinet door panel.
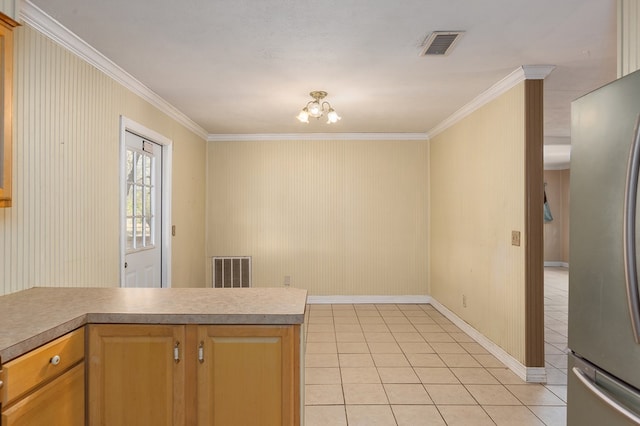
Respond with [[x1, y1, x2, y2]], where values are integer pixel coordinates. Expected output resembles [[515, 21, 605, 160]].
[[88, 324, 185, 426], [197, 325, 299, 426], [0, 15, 16, 208], [1, 362, 84, 426]]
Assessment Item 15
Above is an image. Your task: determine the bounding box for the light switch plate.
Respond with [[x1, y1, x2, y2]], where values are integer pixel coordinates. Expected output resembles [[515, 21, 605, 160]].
[[511, 230, 521, 246]]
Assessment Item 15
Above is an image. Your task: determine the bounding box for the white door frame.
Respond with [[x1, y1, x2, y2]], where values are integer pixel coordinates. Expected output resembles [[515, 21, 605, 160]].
[[119, 116, 172, 288]]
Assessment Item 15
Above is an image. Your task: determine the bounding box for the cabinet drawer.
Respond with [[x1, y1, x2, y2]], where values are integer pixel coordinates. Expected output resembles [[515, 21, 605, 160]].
[[2, 327, 84, 406], [1, 362, 84, 426]]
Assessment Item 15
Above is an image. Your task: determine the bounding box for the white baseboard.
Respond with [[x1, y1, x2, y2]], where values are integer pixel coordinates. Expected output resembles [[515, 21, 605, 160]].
[[544, 261, 569, 268], [307, 295, 432, 304], [428, 298, 547, 383]]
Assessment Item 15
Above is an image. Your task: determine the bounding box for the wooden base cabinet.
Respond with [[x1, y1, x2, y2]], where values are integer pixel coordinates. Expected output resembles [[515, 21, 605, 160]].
[[197, 325, 300, 426], [1, 363, 84, 426], [88, 325, 186, 426], [88, 324, 300, 426], [0, 328, 85, 426]]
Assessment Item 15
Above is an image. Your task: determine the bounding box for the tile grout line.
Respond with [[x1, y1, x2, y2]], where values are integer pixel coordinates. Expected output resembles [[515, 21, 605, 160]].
[[305, 276, 567, 425]]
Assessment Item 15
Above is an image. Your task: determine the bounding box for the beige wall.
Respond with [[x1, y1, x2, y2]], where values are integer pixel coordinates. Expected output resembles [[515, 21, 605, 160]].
[[0, 24, 207, 295], [206, 139, 429, 296], [543, 169, 570, 264], [430, 83, 528, 363]]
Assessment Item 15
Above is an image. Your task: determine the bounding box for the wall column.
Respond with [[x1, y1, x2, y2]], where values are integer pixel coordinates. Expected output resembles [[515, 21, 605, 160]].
[[524, 79, 545, 368]]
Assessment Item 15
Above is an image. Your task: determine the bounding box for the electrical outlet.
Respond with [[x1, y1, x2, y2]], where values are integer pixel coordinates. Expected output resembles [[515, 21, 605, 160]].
[[284, 275, 291, 287], [511, 230, 521, 246], [462, 295, 467, 308]]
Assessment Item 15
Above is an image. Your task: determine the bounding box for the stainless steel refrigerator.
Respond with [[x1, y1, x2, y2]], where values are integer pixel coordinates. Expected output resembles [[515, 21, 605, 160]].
[[569, 69, 640, 425]]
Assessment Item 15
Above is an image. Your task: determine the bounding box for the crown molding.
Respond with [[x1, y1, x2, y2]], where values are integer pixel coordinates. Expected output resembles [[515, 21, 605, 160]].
[[19, 0, 209, 140], [521, 64, 557, 79], [18, 3, 555, 145], [428, 65, 556, 139], [207, 132, 429, 142]]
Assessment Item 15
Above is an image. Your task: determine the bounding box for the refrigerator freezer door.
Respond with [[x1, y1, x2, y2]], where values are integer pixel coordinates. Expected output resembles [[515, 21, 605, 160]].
[[570, 69, 640, 390], [569, 354, 640, 425]]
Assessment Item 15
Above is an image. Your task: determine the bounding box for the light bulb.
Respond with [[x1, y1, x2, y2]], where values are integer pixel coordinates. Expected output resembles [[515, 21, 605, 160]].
[[308, 101, 321, 117], [296, 109, 309, 123], [326, 109, 341, 124]]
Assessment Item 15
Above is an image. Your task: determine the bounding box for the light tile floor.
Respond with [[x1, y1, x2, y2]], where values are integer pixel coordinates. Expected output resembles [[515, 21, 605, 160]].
[[304, 267, 568, 425]]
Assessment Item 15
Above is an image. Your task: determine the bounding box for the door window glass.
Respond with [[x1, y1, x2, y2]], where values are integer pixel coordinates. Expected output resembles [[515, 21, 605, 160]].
[[126, 147, 155, 252]]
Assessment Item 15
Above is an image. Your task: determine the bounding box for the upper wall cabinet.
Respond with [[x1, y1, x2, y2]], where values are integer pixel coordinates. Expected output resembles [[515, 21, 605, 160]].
[[0, 12, 17, 208], [0, 0, 16, 20]]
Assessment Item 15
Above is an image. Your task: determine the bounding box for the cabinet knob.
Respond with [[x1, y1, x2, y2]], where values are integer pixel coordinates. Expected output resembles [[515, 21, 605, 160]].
[[50, 355, 61, 365]]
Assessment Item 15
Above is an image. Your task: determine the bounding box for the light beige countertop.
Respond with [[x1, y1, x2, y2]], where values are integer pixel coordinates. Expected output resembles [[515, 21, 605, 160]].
[[0, 287, 307, 363]]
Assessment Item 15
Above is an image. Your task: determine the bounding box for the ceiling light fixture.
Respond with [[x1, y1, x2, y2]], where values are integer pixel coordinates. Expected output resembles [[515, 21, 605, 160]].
[[296, 91, 341, 124]]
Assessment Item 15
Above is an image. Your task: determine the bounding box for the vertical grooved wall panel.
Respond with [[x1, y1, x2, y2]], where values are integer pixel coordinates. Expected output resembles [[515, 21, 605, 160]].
[[0, 24, 207, 295], [0, 25, 123, 294], [430, 83, 528, 363], [619, 0, 640, 77], [206, 139, 429, 296]]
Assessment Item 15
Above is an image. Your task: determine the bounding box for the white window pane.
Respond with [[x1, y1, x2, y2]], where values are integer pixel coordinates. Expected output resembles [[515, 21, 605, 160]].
[[126, 150, 134, 184], [135, 217, 143, 248], [144, 217, 152, 247], [135, 185, 143, 216], [126, 184, 133, 217], [135, 152, 143, 184], [141, 216, 146, 247], [145, 187, 151, 219], [126, 218, 134, 250], [144, 154, 152, 185]]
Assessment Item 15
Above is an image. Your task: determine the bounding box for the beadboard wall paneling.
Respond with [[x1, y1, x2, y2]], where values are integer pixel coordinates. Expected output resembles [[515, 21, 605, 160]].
[[429, 83, 528, 364], [206, 139, 429, 296], [0, 25, 207, 295], [619, 0, 640, 77]]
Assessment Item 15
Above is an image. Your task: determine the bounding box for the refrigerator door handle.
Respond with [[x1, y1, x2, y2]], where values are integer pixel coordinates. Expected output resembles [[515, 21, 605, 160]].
[[623, 115, 640, 343], [573, 367, 640, 424]]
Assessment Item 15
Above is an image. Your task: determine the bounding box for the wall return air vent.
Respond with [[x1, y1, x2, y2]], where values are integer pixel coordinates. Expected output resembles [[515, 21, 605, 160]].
[[419, 31, 465, 56], [212, 256, 252, 288]]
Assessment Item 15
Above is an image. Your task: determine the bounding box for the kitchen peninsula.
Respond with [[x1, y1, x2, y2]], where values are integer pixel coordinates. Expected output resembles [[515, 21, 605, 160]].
[[0, 287, 307, 426]]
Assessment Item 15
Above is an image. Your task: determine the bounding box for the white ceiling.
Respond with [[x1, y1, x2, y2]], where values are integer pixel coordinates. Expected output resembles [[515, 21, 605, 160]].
[[30, 0, 616, 147]]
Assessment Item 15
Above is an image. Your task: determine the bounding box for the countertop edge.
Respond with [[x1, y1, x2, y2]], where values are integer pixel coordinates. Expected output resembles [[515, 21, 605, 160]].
[[0, 288, 308, 363], [2, 313, 306, 363], [2, 314, 88, 364], [85, 312, 306, 325]]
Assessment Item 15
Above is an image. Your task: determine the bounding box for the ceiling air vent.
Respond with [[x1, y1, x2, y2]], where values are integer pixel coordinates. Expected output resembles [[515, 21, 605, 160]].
[[419, 31, 465, 56]]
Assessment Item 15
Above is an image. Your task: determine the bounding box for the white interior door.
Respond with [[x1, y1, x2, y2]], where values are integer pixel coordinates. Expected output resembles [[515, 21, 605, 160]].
[[123, 131, 162, 287]]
